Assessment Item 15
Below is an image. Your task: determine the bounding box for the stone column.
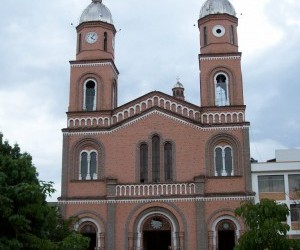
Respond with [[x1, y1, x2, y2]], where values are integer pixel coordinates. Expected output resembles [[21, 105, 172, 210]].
[[106, 178, 117, 250], [196, 200, 208, 250]]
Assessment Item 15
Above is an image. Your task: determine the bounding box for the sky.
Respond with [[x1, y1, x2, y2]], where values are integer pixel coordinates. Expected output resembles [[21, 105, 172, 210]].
[[0, 0, 299, 201]]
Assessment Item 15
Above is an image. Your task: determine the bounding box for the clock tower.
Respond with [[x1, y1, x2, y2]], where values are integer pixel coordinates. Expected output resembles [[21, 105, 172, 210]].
[[198, 0, 244, 107], [68, 0, 118, 113]]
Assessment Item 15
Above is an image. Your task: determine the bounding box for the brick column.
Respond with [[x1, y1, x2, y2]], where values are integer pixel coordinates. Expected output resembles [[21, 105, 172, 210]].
[[106, 178, 117, 250], [196, 200, 208, 250]]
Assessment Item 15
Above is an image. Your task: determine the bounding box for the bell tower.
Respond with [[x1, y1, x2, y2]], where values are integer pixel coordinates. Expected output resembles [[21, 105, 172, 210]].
[[68, 0, 118, 113], [198, 0, 243, 107]]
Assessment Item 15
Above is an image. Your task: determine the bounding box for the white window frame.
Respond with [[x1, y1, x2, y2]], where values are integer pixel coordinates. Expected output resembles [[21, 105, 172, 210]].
[[214, 145, 233, 177], [83, 79, 97, 111], [79, 150, 98, 180], [214, 72, 230, 106]]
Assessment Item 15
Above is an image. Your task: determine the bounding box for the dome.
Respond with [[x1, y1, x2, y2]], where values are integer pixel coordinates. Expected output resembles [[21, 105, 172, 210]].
[[199, 0, 236, 19], [173, 81, 184, 89], [79, 0, 113, 25]]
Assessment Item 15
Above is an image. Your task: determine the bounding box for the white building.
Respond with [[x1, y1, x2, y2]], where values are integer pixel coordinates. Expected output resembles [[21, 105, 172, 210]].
[[252, 149, 300, 237]]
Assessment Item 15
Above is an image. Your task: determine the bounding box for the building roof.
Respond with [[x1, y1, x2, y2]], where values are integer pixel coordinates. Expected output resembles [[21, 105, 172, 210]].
[[199, 0, 236, 19], [79, 0, 113, 25]]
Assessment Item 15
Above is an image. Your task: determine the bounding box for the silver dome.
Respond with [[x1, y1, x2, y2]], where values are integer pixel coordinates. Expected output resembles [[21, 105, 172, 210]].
[[199, 0, 236, 19], [173, 81, 184, 88], [80, 0, 113, 25]]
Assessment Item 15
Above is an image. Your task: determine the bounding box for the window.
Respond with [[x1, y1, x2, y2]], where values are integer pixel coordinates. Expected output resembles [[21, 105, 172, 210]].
[[78, 33, 82, 53], [289, 174, 300, 193], [214, 146, 233, 176], [291, 204, 300, 222], [230, 25, 235, 45], [204, 26, 207, 46], [104, 32, 108, 51], [164, 143, 173, 181], [80, 150, 98, 180], [138, 136, 174, 183], [140, 144, 148, 183], [215, 73, 229, 106], [84, 80, 96, 111], [152, 135, 160, 183], [112, 81, 117, 109], [258, 175, 285, 193]]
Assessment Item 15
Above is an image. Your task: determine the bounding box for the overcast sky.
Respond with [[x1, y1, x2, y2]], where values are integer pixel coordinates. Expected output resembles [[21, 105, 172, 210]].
[[0, 0, 299, 201]]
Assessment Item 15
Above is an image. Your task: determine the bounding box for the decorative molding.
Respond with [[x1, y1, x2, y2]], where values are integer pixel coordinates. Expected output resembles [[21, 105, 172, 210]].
[[199, 56, 241, 61], [64, 110, 249, 136], [58, 195, 254, 205], [116, 183, 196, 197], [71, 62, 118, 76]]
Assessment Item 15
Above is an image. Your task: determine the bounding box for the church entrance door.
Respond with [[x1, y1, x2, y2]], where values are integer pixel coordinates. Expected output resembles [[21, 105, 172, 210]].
[[143, 230, 171, 250], [142, 216, 172, 250]]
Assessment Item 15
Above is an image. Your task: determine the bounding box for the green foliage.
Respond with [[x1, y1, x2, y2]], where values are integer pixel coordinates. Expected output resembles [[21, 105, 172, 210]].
[[0, 133, 89, 249], [235, 199, 294, 250]]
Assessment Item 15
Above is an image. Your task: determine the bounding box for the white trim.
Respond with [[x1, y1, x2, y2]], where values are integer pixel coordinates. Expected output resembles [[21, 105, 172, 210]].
[[71, 62, 118, 76], [136, 211, 178, 250], [199, 56, 241, 61], [211, 215, 241, 250], [58, 196, 254, 205], [64, 110, 249, 136]]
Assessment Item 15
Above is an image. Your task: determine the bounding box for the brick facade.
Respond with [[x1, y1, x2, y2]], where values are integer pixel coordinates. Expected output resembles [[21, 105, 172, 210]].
[[59, 1, 253, 249]]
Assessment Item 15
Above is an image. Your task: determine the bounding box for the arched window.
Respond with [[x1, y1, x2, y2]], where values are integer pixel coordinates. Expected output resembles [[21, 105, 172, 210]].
[[204, 26, 208, 46], [78, 33, 82, 53], [214, 146, 233, 176], [112, 81, 117, 109], [140, 144, 148, 183], [152, 135, 160, 183], [164, 142, 173, 181], [215, 73, 229, 106], [104, 32, 108, 51], [84, 80, 97, 111], [80, 150, 98, 180], [230, 25, 235, 45]]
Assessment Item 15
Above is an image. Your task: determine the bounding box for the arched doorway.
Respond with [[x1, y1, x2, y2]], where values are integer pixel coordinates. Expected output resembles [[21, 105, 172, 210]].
[[79, 222, 97, 250], [143, 216, 172, 250], [134, 209, 180, 250], [216, 220, 236, 250]]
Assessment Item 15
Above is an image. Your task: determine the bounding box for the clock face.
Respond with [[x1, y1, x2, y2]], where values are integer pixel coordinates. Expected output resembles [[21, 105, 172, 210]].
[[85, 32, 98, 44], [212, 25, 225, 37]]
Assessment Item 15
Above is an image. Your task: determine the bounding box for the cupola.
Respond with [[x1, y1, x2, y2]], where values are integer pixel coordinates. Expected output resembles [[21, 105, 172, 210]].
[[172, 80, 185, 101], [199, 0, 236, 19], [80, 0, 114, 24]]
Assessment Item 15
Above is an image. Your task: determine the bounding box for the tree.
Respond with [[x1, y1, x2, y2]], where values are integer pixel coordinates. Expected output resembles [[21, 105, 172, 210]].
[[0, 133, 89, 249], [235, 199, 295, 250]]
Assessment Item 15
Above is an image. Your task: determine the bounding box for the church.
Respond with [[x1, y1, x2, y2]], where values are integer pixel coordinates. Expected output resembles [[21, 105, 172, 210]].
[[58, 0, 254, 249]]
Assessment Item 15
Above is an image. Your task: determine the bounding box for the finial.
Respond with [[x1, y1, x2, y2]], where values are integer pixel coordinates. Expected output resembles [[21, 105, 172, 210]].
[[176, 76, 180, 82], [92, 0, 102, 3]]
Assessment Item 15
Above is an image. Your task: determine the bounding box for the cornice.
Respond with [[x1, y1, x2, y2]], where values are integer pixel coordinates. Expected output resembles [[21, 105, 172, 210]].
[[199, 55, 241, 61], [70, 60, 119, 75], [63, 109, 249, 136], [58, 195, 254, 205]]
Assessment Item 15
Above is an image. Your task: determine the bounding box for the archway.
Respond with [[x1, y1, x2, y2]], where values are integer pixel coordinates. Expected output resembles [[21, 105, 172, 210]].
[[135, 209, 180, 250], [143, 216, 172, 250], [216, 220, 236, 250], [79, 222, 97, 250]]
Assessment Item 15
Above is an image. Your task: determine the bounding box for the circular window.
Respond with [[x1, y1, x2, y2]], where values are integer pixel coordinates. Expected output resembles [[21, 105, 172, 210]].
[[212, 25, 225, 37]]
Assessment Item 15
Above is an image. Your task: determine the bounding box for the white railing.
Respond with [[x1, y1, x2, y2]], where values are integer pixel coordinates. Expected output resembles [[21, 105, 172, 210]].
[[116, 183, 196, 197]]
